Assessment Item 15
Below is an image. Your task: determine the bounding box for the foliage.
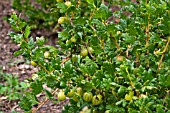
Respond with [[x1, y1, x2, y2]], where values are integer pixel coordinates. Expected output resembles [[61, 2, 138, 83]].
[[0, 69, 30, 100], [12, 0, 59, 29], [9, 0, 170, 113]]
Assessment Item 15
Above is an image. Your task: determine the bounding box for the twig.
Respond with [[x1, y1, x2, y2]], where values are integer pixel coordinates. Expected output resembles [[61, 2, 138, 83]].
[[32, 88, 59, 113], [85, 43, 95, 60], [110, 33, 120, 49], [61, 56, 70, 65], [157, 39, 170, 70], [38, 63, 50, 75], [126, 68, 134, 88], [145, 14, 150, 67]]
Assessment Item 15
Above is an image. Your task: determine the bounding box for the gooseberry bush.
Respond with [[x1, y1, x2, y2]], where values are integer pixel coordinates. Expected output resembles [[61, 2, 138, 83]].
[[12, 0, 59, 29], [9, 0, 170, 113]]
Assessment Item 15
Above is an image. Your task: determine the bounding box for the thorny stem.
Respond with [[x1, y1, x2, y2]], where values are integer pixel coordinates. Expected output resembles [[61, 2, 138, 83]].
[[126, 68, 134, 88], [157, 39, 170, 70], [32, 88, 59, 113], [136, 52, 140, 63], [89, 6, 97, 20], [61, 56, 70, 65], [145, 14, 150, 54], [101, 39, 105, 50], [145, 14, 150, 67], [38, 63, 50, 75], [110, 33, 120, 49], [89, 11, 95, 20], [126, 45, 131, 58]]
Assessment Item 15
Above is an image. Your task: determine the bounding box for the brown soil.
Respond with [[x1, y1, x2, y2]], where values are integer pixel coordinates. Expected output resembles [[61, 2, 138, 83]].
[[0, 1, 67, 113]]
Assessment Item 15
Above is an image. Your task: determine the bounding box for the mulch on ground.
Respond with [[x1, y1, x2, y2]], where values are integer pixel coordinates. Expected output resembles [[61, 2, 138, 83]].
[[0, 1, 66, 113]]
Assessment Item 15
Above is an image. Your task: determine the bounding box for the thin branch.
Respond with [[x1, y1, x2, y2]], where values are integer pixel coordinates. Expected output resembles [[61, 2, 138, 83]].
[[38, 63, 50, 75], [145, 14, 150, 67], [61, 56, 70, 65], [32, 88, 59, 113], [157, 39, 170, 70], [110, 33, 120, 49]]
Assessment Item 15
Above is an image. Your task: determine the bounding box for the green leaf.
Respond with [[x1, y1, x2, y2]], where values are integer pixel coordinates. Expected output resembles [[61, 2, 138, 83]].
[[164, 75, 170, 87], [20, 82, 29, 89], [106, 104, 114, 110], [167, 110, 170, 113], [83, 82, 93, 92], [57, 3, 67, 13], [58, 30, 70, 41], [28, 37, 35, 49], [18, 21, 26, 30], [115, 99, 124, 106], [107, 23, 116, 34], [62, 60, 73, 74], [24, 25, 31, 38], [52, 57, 61, 70], [95, 70, 104, 80], [32, 47, 44, 60], [102, 61, 115, 74], [19, 92, 38, 111], [122, 33, 135, 44], [14, 50, 24, 56], [110, 82, 120, 87], [46, 76, 59, 88], [20, 40, 28, 49], [156, 104, 164, 113], [128, 108, 139, 113], [12, 34, 23, 44], [73, 17, 86, 26], [112, 106, 126, 113], [103, 77, 112, 90], [44, 89, 53, 99], [80, 63, 89, 74], [90, 36, 103, 54], [10, 13, 18, 21], [94, 4, 112, 20], [86, 0, 94, 4], [44, 45, 58, 54], [117, 86, 126, 97], [19, 96, 32, 111], [36, 36, 45, 46], [158, 71, 170, 88], [30, 80, 43, 95], [80, 57, 98, 75]]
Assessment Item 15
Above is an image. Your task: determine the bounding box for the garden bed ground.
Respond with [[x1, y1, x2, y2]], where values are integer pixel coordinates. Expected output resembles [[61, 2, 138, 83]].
[[0, 1, 67, 113]]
